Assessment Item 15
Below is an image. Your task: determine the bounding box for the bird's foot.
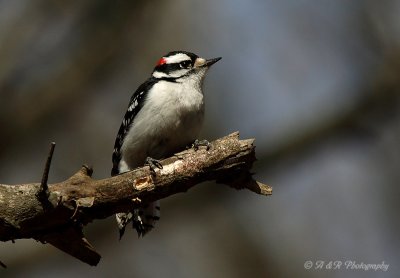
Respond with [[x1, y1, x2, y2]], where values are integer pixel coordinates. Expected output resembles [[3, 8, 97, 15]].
[[192, 139, 211, 151], [145, 157, 163, 173]]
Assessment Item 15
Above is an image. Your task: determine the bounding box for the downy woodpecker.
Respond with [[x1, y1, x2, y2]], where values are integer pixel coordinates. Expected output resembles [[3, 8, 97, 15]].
[[112, 51, 221, 238]]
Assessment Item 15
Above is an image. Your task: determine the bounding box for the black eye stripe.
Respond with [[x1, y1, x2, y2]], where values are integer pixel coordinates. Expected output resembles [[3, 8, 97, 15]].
[[157, 63, 180, 73], [156, 61, 191, 73], [180, 60, 192, 68]]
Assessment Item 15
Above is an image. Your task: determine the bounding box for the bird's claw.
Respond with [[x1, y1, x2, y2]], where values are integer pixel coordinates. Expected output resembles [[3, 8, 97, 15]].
[[192, 139, 211, 151], [145, 157, 163, 173]]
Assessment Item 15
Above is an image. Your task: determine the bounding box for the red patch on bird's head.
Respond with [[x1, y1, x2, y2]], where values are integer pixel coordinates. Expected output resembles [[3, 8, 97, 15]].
[[156, 57, 167, 66]]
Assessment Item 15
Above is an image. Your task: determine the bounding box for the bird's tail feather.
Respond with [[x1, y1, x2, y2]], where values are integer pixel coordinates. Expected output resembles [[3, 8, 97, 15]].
[[116, 200, 160, 238]]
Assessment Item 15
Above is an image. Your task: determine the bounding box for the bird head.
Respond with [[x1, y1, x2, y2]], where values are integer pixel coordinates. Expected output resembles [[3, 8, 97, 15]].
[[152, 51, 221, 79]]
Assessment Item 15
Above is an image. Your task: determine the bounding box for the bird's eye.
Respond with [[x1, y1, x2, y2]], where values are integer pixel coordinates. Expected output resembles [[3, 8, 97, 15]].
[[179, 61, 191, 68]]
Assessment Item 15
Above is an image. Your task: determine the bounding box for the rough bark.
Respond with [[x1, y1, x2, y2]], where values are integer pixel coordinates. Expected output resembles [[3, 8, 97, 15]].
[[0, 132, 271, 266]]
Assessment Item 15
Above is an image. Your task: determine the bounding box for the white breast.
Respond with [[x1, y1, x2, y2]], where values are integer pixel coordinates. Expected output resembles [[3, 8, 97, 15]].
[[120, 77, 205, 170]]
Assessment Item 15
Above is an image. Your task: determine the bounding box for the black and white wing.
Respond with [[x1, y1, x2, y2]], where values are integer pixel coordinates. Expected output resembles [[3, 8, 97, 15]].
[[111, 78, 158, 176]]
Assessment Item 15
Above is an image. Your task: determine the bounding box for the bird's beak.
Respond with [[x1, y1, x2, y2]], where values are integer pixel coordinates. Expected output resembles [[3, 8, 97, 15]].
[[194, 57, 222, 68]]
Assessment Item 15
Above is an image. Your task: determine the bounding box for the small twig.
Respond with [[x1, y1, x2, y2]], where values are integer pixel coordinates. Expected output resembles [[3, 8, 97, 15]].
[[41, 142, 56, 190], [0, 260, 7, 268], [36, 142, 56, 208]]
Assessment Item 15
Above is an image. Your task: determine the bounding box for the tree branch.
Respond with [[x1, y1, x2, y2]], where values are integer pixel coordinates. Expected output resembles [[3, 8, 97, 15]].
[[0, 132, 271, 266]]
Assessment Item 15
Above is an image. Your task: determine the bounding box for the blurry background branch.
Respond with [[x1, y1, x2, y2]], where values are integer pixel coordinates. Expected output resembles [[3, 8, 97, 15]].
[[0, 132, 271, 266], [261, 52, 400, 166]]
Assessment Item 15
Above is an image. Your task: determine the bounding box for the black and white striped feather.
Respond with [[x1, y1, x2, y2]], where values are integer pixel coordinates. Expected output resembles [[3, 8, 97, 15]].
[[112, 78, 162, 238], [111, 78, 159, 177]]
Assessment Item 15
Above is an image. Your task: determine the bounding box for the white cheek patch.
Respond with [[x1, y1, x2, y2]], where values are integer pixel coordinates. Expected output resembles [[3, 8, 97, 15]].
[[168, 69, 190, 78], [165, 53, 191, 64], [153, 68, 190, 79], [153, 71, 169, 78]]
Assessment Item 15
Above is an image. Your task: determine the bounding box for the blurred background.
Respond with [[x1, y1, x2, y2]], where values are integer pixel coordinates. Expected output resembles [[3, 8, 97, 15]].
[[0, 0, 399, 277]]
